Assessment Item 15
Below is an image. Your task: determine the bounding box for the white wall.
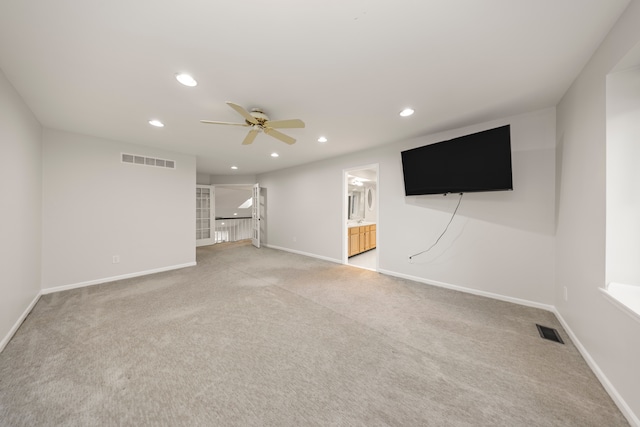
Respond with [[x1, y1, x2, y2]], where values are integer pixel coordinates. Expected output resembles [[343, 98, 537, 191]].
[[555, 1, 640, 423], [0, 68, 42, 349], [258, 158, 344, 261], [215, 186, 252, 218], [196, 172, 211, 185], [210, 174, 256, 185], [258, 107, 556, 306], [606, 65, 640, 285], [42, 129, 196, 290]]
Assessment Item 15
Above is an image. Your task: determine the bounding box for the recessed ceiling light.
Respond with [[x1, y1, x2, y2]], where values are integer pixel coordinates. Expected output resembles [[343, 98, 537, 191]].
[[231, 166, 238, 170], [399, 108, 415, 117], [347, 174, 370, 182], [175, 73, 197, 87], [233, 213, 238, 216], [318, 136, 328, 143], [149, 119, 164, 127], [271, 152, 279, 158]]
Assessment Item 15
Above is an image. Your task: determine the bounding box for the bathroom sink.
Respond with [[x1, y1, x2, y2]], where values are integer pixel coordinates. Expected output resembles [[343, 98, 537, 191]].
[[348, 221, 375, 227]]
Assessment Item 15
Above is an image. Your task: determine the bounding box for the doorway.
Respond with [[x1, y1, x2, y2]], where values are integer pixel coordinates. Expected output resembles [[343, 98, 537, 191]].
[[212, 184, 254, 244], [344, 164, 379, 271]]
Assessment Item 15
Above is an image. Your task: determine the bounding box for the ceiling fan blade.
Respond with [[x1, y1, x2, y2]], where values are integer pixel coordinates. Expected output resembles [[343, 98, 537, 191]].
[[242, 129, 260, 145], [227, 102, 259, 125], [264, 128, 296, 145], [265, 119, 305, 129], [200, 120, 250, 127]]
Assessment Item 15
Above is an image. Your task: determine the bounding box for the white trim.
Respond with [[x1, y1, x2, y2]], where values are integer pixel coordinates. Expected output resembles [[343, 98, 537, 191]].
[[196, 184, 215, 247], [553, 308, 640, 427], [0, 292, 41, 353], [378, 269, 555, 312], [2, 262, 196, 354], [252, 183, 261, 249], [377, 269, 639, 425], [343, 164, 380, 271], [600, 286, 640, 324], [348, 264, 377, 272], [263, 244, 553, 311], [2, 254, 637, 425], [41, 262, 197, 295], [263, 244, 342, 265]]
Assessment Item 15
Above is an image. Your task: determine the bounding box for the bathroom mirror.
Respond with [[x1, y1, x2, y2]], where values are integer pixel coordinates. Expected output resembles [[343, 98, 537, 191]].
[[348, 188, 365, 220], [366, 187, 374, 211]]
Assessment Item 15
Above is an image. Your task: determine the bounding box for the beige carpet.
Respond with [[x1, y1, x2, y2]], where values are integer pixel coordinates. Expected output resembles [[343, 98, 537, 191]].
[[0, 241, 628, 426]]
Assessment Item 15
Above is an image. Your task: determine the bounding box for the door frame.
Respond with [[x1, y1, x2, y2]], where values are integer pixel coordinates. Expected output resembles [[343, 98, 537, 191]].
[[343, 163, 379, 270]]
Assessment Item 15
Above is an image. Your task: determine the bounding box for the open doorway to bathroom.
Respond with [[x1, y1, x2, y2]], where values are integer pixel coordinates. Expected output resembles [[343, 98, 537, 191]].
[[344, 164, 379, 271]]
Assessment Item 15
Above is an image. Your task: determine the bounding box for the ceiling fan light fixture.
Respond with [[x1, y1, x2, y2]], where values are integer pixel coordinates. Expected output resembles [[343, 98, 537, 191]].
[[400, 108, 415, 117], [148, 119, 164, 127], [202, 102, 304, 146], [175, 73, 197, 87]]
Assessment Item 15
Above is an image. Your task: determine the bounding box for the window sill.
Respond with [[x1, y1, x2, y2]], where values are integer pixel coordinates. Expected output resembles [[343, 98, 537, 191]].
[[600, 282, 640, 324]]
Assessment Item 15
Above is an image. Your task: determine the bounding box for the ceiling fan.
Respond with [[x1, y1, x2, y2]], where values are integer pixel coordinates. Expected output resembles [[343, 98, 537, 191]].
[[201, 102, 305, 145]]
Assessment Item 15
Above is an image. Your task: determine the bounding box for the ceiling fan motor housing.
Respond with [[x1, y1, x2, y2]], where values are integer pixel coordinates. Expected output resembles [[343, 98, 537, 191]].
[[201, 102, 302, 145], [248, 109, 269, 126]]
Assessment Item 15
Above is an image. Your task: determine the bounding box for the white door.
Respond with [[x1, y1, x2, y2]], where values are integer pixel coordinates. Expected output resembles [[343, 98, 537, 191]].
[[252, 183, 260, 248], [196, 185, 215, 247]]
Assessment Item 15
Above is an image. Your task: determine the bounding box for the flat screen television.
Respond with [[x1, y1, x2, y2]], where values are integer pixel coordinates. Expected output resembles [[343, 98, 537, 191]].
[[401, 125, 513, 196]]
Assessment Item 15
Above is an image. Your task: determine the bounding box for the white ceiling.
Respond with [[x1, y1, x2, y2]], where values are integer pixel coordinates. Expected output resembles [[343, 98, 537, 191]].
[[0, 1, 630, 176]]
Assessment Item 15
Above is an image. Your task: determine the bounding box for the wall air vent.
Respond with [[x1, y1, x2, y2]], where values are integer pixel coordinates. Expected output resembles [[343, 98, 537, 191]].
[[121, 153, 175, 169]]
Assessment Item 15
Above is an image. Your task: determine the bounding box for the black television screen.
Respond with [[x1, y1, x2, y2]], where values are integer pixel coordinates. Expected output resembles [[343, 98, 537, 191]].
[[401, 125, 513, 196]]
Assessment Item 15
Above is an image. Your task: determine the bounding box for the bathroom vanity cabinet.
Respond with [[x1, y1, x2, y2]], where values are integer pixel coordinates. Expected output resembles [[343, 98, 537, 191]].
[[348, 224, 376, 257]]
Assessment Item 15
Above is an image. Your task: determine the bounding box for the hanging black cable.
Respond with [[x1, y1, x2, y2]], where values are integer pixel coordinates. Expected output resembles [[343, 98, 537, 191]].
[[409, 193, 463, 261]]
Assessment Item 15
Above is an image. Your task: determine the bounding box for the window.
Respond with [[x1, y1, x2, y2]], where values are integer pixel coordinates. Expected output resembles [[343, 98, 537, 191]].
[[604, 48, 640, 322]]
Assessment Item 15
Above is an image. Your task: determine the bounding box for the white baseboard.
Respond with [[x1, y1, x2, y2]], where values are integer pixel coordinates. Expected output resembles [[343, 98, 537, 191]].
[[0, 292, 41, 353], [378, 269, 637, 425], [263, 244, 342, 265], [41, 262, 197, 295], [261, 245, 553, 312], [1, 262, 196, 354], [4, 251, 637, 425], [552, 309, 639, 427], [378, 268, 555, 312]]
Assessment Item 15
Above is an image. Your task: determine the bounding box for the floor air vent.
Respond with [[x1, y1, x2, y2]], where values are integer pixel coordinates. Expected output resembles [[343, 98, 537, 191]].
[[536, 324, 564, 344]]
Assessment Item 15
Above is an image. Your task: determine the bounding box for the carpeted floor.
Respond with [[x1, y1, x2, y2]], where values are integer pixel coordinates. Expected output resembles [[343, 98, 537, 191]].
[[0, 241, 629, 426]]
